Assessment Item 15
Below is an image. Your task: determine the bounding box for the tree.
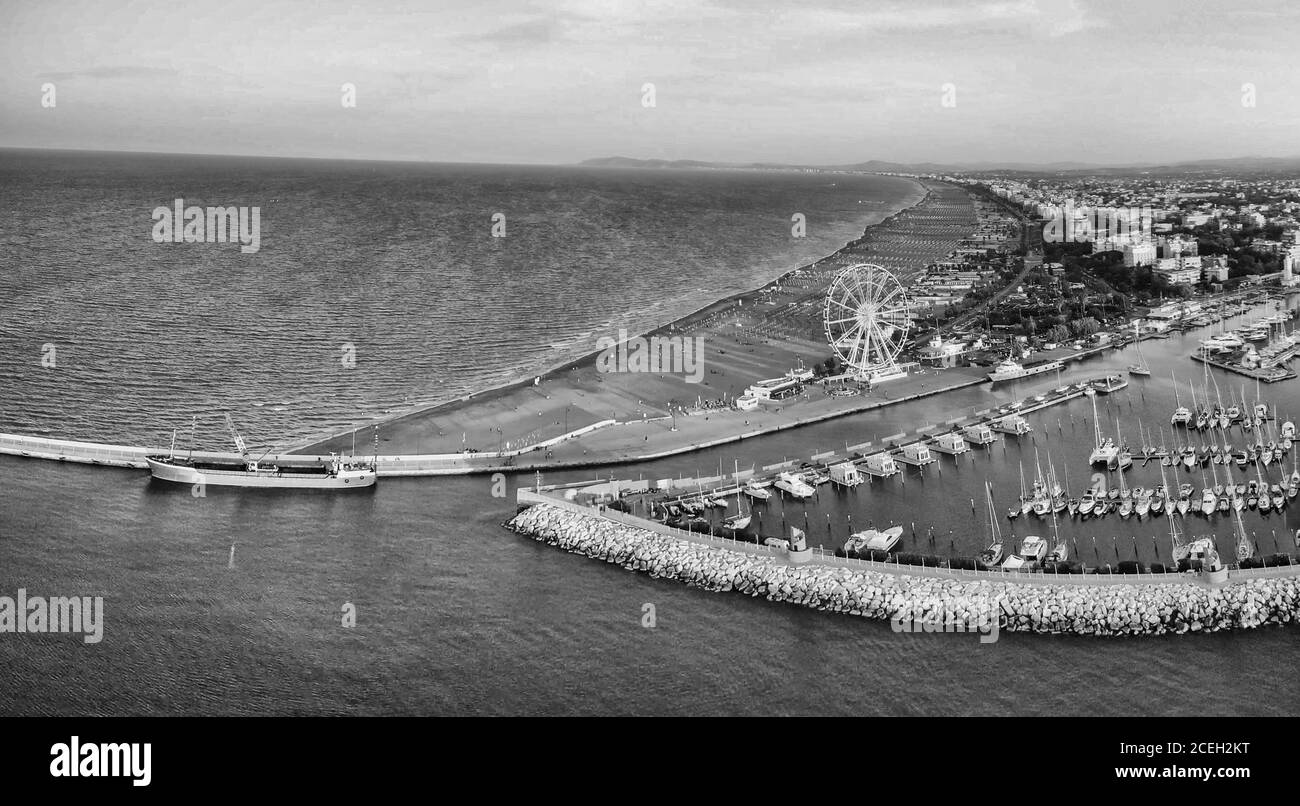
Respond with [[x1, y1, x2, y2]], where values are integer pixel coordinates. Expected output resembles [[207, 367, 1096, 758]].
[[1069, 317, 1100, 337]]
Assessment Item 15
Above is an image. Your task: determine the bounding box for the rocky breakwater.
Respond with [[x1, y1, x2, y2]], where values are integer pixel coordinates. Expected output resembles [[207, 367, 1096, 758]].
[[508, 504, 1300, 636]]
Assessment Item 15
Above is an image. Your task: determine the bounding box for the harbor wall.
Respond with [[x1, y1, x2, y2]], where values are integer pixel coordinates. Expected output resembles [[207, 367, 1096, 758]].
[[0, 419, 615, 476], [508, 496, 1300, 637]]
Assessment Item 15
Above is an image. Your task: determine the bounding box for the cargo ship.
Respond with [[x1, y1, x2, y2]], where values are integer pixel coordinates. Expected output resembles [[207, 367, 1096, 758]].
[[147, 414, 376, 490], [146, 453, 376, 489]]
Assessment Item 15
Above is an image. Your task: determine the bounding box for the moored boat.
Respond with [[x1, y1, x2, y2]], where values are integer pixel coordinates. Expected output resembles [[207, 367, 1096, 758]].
[[146, 453, 375, 489], [147, 414, 375, 490]]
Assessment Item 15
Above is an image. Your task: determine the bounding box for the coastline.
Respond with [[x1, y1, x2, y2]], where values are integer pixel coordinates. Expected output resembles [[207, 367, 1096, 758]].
[[288, 175, 934, 453]]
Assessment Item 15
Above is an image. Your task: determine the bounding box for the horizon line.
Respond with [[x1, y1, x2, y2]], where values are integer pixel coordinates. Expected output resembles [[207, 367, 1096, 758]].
[[4, 144, 1300, 174]]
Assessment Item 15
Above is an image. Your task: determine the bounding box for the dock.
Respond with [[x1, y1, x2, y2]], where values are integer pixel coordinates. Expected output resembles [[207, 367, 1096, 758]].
[[1192, 353, 1297, 383]]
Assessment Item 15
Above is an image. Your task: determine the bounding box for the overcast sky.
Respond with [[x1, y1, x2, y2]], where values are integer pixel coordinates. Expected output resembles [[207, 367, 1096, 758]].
[[3, 0, 1299, 166]]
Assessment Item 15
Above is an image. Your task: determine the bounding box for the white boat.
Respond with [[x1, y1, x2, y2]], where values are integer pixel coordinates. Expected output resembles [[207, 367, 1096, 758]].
[[1090, 438, 1119, 466], [773, 471, 815, 499], [980, 482, 1004, 566], [1200, 488, 1216, 516], [1046, 541, 1068, 563], [1135, 493, 1151, 517], [1090, 375, 1128, 394], [1087, 392, 1118, 466], [722, 479, 752, 529], [743, 480, 772, 500], [1173, 536, 1218, 565], [1234, 509, 1254, 562], [1003, 535, 1048, 569], [846, 525, 904, 553], [988, 357, 1064, 383], [1128, 322, 1151, 376]]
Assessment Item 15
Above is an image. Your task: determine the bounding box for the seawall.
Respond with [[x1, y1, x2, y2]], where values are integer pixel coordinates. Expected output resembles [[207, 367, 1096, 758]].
[[507, 499, 1300, 637]]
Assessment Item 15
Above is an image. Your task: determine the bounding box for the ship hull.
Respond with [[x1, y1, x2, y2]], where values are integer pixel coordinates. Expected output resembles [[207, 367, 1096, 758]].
[[146, 458, 376, 489], [988, 362, 1063, 383]]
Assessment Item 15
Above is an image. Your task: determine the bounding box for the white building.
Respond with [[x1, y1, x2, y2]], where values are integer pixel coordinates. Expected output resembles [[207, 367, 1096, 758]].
[[1123, 242, 1156, 267], [1155, 265, 1201, 286]]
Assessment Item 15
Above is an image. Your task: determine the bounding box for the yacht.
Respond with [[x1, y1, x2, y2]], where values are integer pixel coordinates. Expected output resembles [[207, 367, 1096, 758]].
[[773, 471, 815, 499], [988, 358, 1064, 383], [1003, 536, 1048, 570]]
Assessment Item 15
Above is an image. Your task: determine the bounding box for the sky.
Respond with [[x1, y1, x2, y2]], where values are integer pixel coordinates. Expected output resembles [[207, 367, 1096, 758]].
[[2, 0, 1300, 166]]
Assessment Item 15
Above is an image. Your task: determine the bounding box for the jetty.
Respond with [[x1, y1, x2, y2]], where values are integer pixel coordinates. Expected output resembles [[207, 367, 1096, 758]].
[[1192, 352, 1296, 383], [509, 490, 1300, 637]]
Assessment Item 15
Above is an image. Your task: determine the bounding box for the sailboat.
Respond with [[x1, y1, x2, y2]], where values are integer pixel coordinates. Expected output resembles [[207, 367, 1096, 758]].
[[1128, 321, 1151, 376], [1109, 415, 1133, 471], [1117, 466, 1134, 518], [724, 460, 753, 528], [980, 481, 1004, 566], [1234, 508, 1254, 562], [1170, 373, 1191, 426], [1018, 462, 1034, 517], [1031, 451, 1051, 517], [723, 496, 751, 529], [1256, 461, 1273, 514], [1045, 496, 1067, 563], [1088, 392, 1119, 466], [1062, 456, 1079, 516]]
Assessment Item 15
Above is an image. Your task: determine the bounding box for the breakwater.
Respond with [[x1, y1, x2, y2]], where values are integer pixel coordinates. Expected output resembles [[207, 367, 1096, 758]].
[[508, 501, 1300, 637]]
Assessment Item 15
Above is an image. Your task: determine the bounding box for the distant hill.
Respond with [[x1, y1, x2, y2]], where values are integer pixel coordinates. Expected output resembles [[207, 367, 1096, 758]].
[[579, 155, 1300, 176]]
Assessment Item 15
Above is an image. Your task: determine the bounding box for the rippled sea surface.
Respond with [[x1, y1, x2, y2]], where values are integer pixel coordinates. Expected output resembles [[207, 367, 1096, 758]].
[[2, 149, 1298, 716], [0, 149, 919, 449]]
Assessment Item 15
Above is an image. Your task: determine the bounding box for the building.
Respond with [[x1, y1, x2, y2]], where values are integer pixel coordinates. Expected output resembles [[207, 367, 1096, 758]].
[[1155, 265, 1201, 286], [1285, 230, 1300, 285], [1158, 235, 1197, 258], [1123, 241, 1156, 267], [743, 376, 802, 401], [1202, 256, 1229, 284], [1146, 300, 1202, 321]]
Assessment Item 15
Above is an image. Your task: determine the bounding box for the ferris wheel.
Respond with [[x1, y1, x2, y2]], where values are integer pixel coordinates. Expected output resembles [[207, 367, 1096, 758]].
[[823, 263, 910, 377]]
